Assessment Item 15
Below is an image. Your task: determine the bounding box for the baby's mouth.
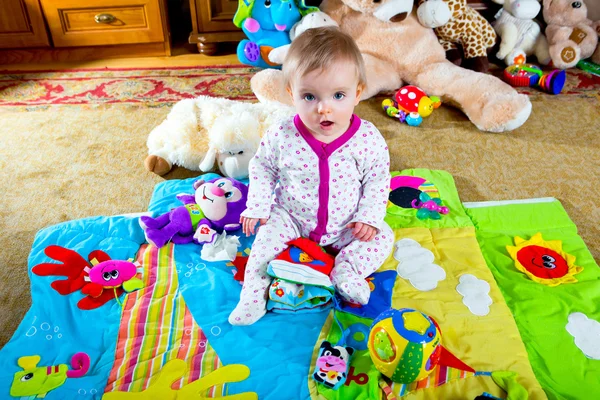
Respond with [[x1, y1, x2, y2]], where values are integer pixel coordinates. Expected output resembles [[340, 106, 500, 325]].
[[320, 121, 333, 127]]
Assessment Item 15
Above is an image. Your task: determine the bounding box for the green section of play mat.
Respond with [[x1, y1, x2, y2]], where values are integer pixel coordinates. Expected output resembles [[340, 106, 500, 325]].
[[465, 199, 600, 400], [386, 169, 473, 229]]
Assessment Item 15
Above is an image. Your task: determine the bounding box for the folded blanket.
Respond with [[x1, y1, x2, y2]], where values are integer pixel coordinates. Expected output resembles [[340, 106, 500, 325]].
[[266, 238, 335, 313]]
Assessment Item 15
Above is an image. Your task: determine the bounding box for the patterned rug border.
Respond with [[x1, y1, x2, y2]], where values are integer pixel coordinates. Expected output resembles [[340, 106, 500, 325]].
[[0, 64, 598, 112], [0, 64, 257, 74]]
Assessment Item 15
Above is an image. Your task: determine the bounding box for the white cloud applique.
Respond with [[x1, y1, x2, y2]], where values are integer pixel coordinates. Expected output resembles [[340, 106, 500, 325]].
[[566, 312, 600, 360], [456, 274, 493, 316], [393, 238, 446, 291]]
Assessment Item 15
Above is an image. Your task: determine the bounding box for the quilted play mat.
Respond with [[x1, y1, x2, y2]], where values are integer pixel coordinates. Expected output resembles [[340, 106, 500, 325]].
[[1, 169, 598, 399]]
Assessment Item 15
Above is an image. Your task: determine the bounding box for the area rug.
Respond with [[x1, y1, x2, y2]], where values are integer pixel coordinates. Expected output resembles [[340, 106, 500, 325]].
[[0, 66, 258, 109], [1, 65, 599, 109], [0, 64, 598, 352]]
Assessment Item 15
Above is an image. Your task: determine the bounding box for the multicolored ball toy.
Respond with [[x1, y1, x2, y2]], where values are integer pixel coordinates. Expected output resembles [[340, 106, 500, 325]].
[[503, 64, 566, 95], [368, 308, 442, 383], [382, 86, 441, 127]]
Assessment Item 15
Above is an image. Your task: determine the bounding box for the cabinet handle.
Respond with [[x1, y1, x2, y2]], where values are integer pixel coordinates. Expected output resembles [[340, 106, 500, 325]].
[[94, 13, 116, 24]]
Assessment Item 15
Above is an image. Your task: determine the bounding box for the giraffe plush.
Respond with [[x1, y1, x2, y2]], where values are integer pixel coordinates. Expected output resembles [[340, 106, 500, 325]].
[[417, 0, 497, 72]]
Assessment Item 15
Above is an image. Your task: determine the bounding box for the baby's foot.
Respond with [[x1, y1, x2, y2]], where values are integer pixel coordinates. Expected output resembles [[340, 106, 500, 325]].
[[228, 296, 267, 326], [331, 270, 371, 305]]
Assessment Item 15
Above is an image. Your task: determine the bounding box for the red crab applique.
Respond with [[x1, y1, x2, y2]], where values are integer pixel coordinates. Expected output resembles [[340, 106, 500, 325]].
[[32, 245, 138, 310]]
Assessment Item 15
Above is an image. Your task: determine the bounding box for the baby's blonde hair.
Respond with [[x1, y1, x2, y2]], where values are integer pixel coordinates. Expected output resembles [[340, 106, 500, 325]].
[[283, 26, 366, 91]]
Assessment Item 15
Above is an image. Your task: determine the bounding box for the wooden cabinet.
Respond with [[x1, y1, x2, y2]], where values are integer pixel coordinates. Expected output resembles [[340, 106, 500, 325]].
[[188, 0, 245, 55], [40, 0, 167, 47], [0, 0, 50, 48], [0, 0, 171, 63]]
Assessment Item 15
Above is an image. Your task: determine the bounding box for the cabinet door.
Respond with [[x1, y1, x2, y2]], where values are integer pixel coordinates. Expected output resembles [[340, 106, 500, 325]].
[[0, 0, 50, 48], [192, 0, 239, 33]]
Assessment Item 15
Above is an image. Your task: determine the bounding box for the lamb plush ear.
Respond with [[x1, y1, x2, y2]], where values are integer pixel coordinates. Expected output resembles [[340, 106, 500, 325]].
[[200, 147, 218, 172]]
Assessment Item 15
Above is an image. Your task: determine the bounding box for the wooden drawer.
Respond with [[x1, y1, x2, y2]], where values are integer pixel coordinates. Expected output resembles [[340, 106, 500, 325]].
[[40, 0, 166, 47]]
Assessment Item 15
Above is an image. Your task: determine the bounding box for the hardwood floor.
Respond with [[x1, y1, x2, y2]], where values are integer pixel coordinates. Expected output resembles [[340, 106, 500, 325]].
[[0, 41, 241, 71]]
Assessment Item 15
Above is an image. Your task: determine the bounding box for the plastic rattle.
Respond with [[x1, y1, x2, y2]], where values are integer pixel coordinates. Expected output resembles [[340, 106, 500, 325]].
[[503, 64, 566, 95], [411, 198, 449, 215]]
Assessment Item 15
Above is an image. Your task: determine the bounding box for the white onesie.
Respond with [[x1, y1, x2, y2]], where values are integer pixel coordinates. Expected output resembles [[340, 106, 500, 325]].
[[229, 115, 394, 325]]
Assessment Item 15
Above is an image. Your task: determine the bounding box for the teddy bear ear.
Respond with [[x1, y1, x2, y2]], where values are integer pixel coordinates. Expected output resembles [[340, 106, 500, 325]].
[[193, 179, 205, 190]]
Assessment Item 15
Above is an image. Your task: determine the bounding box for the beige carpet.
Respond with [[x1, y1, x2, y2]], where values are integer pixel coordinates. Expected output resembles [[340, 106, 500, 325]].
[[0, 68, 598, 348]]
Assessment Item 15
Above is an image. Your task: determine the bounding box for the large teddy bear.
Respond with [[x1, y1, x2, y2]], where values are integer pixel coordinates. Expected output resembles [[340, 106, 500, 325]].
[[542, 0, 600, 69], [250, 0, 532, 133]]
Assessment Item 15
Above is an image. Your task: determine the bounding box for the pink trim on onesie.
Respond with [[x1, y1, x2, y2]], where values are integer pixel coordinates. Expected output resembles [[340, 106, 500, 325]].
[[293, 114, 361, 243]]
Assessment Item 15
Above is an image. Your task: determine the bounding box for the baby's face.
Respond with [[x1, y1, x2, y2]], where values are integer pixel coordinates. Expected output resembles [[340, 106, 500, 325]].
[[289, 61, 362, 140]]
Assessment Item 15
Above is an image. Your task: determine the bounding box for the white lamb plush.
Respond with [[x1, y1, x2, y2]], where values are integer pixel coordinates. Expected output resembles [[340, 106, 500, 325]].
[[268, 11, 339, 65], [145, 96, 295, 179], [492, 0, 551, 66]]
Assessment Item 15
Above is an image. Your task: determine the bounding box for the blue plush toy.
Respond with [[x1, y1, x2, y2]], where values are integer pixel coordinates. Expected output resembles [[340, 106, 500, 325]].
[[233, 0, 318, 69]]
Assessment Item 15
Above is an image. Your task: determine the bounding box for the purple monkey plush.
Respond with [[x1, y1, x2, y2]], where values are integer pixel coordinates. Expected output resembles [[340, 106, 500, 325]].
[[140, 177, 248, 248]]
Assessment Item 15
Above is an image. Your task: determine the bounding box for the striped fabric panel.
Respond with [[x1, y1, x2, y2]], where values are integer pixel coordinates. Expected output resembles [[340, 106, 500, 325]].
[[104, 244, 224, 395]]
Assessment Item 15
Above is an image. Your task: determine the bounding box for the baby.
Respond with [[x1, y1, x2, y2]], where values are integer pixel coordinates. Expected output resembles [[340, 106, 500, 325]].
[[229, 26, 394, 326]]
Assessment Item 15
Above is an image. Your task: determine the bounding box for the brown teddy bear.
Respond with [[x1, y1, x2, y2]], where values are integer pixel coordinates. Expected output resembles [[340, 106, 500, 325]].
[[543, 0, 600, 69], [250, 0, 532, 132]]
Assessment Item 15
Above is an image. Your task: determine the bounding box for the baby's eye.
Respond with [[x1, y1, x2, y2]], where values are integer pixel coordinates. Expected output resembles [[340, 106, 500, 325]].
[[334, 92, 345, 100], [303, 94, 315, 102]]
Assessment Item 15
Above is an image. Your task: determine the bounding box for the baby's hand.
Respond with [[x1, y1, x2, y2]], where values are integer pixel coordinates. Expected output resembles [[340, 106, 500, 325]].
[[240, 216, 268, 237], [346, 222, 377, 242]]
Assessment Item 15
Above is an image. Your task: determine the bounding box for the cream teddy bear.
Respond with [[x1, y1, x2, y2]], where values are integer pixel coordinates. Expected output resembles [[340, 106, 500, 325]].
[[492, 0, 551, 66], [268, 11, 339, 65], [145, 96, 295, 179]]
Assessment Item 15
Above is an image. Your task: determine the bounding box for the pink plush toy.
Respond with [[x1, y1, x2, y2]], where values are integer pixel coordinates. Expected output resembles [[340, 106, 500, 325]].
[[84, 259, 142, 292]]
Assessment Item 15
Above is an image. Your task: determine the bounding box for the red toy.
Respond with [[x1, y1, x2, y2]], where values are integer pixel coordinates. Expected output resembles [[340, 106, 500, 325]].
[[382, 86, 441, 127], [32, 245, 141, 310]]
